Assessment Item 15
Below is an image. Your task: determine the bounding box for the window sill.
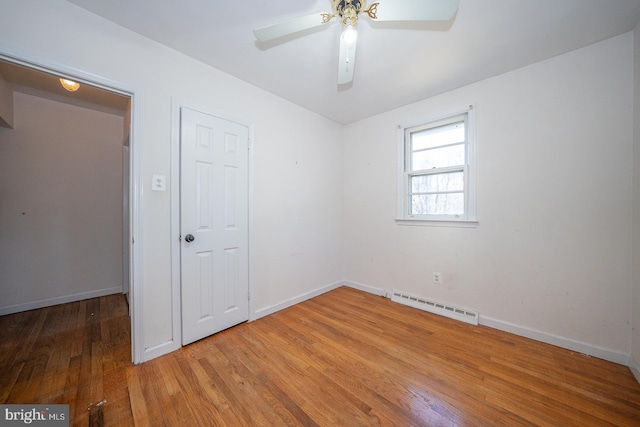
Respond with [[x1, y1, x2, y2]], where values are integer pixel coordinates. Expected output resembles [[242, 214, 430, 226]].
[[395, 218, 479, 228]]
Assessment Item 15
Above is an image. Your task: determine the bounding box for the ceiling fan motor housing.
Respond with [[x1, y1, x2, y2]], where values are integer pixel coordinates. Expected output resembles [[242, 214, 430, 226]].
[[333, 0, 366, 26]]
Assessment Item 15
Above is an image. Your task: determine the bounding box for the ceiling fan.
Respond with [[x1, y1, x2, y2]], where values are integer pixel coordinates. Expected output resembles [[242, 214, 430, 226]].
[[253, 0, 460, 85]]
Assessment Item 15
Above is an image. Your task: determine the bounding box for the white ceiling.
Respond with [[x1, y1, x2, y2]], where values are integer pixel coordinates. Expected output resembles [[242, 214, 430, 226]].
[[65, 0, 640, 125]]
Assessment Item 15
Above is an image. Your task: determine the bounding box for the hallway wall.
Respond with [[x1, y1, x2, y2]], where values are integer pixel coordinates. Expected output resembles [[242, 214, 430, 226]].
[[0, 91, 125, 314]]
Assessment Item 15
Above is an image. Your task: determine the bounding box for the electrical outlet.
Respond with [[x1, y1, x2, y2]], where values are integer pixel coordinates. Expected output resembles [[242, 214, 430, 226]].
[[433, 272, 442, 284]]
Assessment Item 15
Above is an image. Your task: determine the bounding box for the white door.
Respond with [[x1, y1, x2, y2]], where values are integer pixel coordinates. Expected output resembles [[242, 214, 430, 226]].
[[180, 107, 249, 345]]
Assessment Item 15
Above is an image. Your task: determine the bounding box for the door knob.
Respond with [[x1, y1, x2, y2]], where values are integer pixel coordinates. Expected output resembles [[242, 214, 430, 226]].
[[185, 234, 195, 243]]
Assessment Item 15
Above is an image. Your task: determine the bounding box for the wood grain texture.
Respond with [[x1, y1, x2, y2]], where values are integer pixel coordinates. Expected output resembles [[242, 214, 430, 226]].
[[1, 287, 640, 426]]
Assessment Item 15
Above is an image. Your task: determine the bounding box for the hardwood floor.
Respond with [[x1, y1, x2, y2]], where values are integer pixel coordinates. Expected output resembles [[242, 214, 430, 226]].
[[2, 287, 640, 426]]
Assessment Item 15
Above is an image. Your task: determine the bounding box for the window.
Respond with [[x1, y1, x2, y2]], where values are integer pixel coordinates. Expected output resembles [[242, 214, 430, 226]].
[[397, 106, 476, 223]]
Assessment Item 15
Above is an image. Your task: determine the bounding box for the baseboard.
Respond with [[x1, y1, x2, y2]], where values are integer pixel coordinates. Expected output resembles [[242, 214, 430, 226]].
[[340, 280, 631, 367], [629, 355, 640, 383], [252, 280, 343, 320], [0, 286, 123, 316], [341, 280, 387, 297], [143, 340, 181, 363], [480, 316, 629, 366]]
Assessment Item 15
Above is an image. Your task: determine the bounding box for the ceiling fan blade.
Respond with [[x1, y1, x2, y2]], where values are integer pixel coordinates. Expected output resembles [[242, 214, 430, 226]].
[[253, 12, 333, 42], [337, 32, 358, 85], [370, 0, 459, 22]]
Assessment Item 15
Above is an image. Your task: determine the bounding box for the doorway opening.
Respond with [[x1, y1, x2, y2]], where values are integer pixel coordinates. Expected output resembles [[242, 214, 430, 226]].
[[0, 55, 140, 363]]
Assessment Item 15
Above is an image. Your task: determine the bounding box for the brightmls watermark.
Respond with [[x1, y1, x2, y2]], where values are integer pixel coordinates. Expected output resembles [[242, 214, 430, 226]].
[[0, 405, 68, 426]]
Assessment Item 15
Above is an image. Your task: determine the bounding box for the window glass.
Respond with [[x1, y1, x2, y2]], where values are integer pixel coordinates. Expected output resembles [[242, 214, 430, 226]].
[[411, 193, 464, 216], [411, 144, 465, 170], [411, 121, 465, 151], [410, 171, 464, 193]]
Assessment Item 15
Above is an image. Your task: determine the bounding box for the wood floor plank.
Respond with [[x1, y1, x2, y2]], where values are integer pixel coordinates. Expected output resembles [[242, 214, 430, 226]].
[[125, 364, 151, 426], [215, 333, 340, 426], [0, 308, 48, 400], [2, 287, 640, 426]]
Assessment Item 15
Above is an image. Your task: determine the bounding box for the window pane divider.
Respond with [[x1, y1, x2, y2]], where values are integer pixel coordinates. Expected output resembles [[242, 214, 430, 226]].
[[409, 190, 465, 196], [408, 165, 464, 175], [411, 141, 465, 154]]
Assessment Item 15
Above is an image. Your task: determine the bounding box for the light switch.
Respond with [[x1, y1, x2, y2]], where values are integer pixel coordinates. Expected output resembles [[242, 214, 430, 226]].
[[152, 174, 166, 191]]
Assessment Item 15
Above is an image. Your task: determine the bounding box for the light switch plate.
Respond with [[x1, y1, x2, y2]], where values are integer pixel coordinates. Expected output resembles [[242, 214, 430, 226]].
[[152, 174, 166, 191]]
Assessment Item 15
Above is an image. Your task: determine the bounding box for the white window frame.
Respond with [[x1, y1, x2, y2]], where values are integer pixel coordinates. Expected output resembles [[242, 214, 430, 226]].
[[396, 105, 477, 226]]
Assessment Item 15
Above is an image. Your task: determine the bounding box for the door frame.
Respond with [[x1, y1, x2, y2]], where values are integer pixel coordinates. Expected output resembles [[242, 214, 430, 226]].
[[170, 99, 255, 348], [0, 43, 145, 364]]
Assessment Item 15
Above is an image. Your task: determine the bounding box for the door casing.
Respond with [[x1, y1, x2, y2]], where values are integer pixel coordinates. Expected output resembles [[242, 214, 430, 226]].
[[0, 42, 144, 363]]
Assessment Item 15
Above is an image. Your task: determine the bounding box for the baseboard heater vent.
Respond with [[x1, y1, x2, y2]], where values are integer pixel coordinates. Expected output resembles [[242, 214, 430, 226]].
[[391, 291, 479, 326]]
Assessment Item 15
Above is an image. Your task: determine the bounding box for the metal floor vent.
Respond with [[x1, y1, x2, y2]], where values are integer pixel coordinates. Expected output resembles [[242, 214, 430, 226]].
[[391, 291, 479, 326]]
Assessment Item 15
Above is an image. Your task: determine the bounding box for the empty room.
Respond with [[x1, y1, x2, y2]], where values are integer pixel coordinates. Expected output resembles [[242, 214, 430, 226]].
[[2, 0, 640, 425]]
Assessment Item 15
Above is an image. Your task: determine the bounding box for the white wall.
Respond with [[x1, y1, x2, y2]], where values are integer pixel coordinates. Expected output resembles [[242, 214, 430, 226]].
[[0, 92, 124, 312], [0, 0, 343, 357], [343, 33, 634, 359]]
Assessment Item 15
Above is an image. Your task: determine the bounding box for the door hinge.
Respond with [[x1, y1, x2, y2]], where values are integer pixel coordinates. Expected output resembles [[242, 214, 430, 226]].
[[178, 234, 182, 242]]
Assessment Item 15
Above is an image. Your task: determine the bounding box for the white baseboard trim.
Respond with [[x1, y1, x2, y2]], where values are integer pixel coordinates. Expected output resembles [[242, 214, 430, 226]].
[[480, 316, 629, 366], [341, 280, 387, 297], [0, 286, 123, 316], [252, 280, 343, 321], [629, 355, 640, 383], [341, 280, 632, 367], [143, 340, 181, 363]]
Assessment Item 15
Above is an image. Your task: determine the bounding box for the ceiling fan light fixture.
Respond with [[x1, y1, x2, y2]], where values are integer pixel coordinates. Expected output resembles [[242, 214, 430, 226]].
[[342, 21, 357, 44], [59, 78, 80, 92]]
